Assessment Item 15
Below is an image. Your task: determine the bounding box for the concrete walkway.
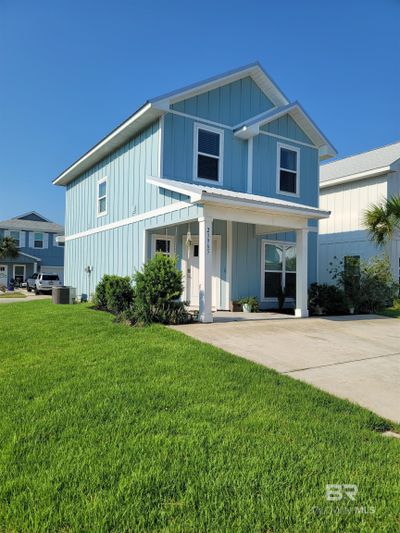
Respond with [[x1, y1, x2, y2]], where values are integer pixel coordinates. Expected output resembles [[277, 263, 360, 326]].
[[172, 314, 400, 423], [0, 290, 51, 304]]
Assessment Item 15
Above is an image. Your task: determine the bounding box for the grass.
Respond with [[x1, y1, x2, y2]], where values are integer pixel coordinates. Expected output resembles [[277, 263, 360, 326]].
[[0, 291, 27, 298], [0, 301, 399, 532]]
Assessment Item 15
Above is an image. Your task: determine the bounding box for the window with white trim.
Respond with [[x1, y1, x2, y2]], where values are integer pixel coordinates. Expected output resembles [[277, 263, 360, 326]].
[[34, 232, 44, 248], [10, 231, 20, 247], [194, 124, 223, 183], [277, 144, 299, 195], [97, 178, 107, 216], [152, 235, 175, 257], [262, 242, 296, 300]]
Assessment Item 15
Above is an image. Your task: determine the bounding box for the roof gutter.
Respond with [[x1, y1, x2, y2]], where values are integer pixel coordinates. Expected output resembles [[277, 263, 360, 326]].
[[320, 165, 393, 189]]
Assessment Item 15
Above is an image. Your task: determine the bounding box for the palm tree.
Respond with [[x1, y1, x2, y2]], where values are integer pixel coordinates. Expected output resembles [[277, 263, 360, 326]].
[[0, 236, 19, 259], [363, 196, 400, 246]]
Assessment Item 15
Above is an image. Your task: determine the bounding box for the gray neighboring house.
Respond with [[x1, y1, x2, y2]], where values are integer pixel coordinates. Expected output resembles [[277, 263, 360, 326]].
[[0, 211, 65, 286], [319, 141, 400, 284]]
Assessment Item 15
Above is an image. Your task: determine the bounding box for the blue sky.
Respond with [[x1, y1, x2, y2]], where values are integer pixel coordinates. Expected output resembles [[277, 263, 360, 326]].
[[1, 0, 399, 223]]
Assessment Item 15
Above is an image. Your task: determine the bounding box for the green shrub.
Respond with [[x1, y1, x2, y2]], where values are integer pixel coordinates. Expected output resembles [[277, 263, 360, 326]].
[[132, 253, 191, 325], [330, 255, 398, 313], [93, 275, 134, 314], [93, 275, 111, 310], [308, 283, 348, 315]]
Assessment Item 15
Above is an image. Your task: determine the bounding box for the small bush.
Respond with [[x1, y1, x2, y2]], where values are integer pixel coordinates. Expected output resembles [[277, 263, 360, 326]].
[[329, 255, 398, 313], [238, 296, 259, 312], [132, 253, 191, 325], [93, 275, 134, 314], [308, 283, 348, 315]]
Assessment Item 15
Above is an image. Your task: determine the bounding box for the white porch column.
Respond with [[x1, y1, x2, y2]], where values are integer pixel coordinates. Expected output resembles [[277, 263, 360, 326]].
[[198, 215, 213, 323], [295, 228, 309, 318]]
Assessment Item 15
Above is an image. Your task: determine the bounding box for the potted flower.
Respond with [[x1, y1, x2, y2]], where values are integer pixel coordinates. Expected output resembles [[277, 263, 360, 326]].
[[238, 296, 259, 313]]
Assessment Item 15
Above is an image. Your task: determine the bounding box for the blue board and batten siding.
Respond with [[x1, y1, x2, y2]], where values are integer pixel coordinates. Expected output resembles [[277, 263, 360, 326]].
[[64, 73, 321, 301]]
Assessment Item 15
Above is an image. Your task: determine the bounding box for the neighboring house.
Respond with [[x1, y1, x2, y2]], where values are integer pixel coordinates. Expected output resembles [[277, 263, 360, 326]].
[[54, 62, 336, 322], [319, 141, 400, 284], [0, 211, 65, 286]]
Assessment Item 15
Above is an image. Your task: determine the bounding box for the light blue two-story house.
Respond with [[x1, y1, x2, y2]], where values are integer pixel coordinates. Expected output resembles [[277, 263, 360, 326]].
[[0, 211, 64, 286], [54, 63, 336, 321]]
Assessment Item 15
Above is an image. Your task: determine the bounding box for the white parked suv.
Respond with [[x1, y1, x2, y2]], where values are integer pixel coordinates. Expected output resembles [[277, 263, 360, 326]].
[[27, 273, 62, 294]]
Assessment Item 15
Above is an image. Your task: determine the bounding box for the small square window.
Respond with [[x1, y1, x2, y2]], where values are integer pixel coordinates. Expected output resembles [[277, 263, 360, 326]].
[[155, 239, 171, 255]]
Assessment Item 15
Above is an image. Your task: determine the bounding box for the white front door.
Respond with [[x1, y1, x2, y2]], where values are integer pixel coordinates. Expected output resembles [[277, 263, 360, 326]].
[[0, 265, 8, 287], [183, 236, 221, 310]]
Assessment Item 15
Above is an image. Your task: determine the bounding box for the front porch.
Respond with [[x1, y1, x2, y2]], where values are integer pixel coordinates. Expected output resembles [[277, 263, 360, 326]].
[[146, 177, 329, 323]]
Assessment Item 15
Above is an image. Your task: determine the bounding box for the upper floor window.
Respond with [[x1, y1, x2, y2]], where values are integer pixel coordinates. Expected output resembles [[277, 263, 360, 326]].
[[9, 231, 20, 247], [34, 232, 43, 248], [97, 178, 107, 216], [277, 143, 300, 196], [194, 124, 223, 184], [55, 235, 65, 247]]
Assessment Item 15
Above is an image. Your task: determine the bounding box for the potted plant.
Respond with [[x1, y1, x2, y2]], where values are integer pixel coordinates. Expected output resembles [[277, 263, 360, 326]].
[[238, 296, 259, 313]]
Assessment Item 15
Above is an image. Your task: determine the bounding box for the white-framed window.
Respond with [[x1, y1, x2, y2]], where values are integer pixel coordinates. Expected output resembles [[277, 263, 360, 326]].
[[151, 235, 176, 257], [261, 240, 296, 301], [54, 235, 65, 247], [193, 123, 224, 184], [13, 264, 26, 283], [9, 230, 21, 247], [34, 232, 44, 248], [276, 143, 300, 196], [97, 178, 107, 216]]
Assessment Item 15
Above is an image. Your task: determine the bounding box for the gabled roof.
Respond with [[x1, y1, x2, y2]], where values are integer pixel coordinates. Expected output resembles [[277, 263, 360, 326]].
[[13, 211, 51, 222], [233, 101, 337, 160], [149, 62, 289, 110], [147, 176, 330, 219], [320, 140, 400, 188], [0, 214, 64, 233], [53, 62, 290, 187]]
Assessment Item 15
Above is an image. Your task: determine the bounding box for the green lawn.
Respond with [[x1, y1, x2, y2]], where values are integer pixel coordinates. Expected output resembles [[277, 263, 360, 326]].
[[0, 302, 399, 532], [0, 291, 27, 298]]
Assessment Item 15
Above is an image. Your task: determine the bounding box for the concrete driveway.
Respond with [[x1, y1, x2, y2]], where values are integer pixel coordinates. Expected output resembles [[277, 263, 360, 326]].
[[173, 314, 400, 423]]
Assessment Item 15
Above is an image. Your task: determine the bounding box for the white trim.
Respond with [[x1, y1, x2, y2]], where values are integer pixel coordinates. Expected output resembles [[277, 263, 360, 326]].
[[147, 176, 329, 219], [7, 229, 22, 247], [276, 142, 300, 198], [226, 220, 232, 308], [13, 264, 26, 280], [260, 239, 296, 303], [53, 102, 156, 186], [167, 108, 233, 131], [65, 201, 192, 242], [193, 123, 224, 185], [247, 138, 253, 193], [151, 234, 176, 257], [259, 129, 317, 150], [182, 234, 222, 310], [97, 177, 108, 217], [33, 231, 44, 249], [19, 251, 42, 261], [320, 166, 392, 189], [158, 115, 164, 177]]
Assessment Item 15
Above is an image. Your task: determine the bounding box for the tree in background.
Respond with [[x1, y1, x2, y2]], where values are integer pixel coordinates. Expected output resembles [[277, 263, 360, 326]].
[[363, 196, 400, 245], [0, 237, 19, 260]]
